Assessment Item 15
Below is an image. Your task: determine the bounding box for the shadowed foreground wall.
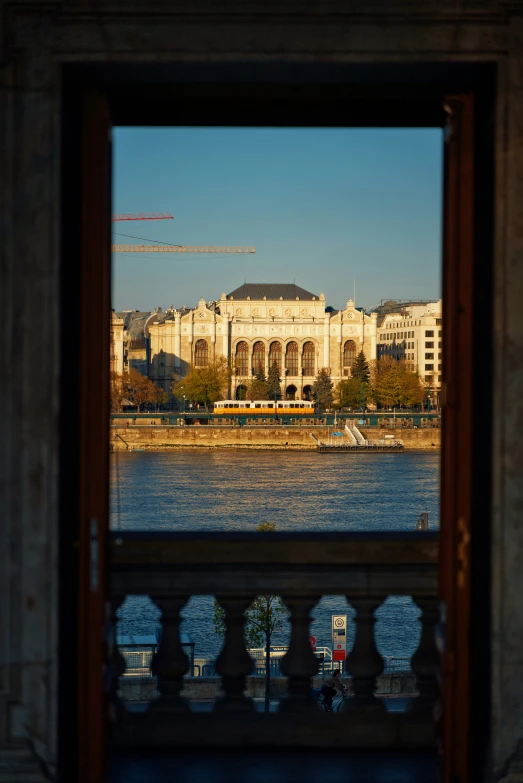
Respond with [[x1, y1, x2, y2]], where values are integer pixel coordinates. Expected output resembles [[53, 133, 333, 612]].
[[0, 2, 522, 781]]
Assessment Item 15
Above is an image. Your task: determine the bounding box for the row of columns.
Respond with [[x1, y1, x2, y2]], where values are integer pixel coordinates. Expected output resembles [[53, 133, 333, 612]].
[[233, 354, 313, 379], [108, 593, 440, 720], [168, 311, 377, 374]]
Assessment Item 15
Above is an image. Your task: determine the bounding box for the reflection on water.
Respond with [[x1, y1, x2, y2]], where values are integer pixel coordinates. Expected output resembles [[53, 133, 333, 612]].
[[110, 451, 440, 532], [112, 451, 438, 660]]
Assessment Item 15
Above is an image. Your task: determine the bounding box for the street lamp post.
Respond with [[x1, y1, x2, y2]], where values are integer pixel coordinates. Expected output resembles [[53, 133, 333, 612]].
[[183, 395, 186, 414]]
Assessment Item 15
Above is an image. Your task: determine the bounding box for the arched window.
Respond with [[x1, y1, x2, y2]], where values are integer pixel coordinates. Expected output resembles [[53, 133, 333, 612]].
[[235, 341, 249, 376], [302, 342, 315, 376], [343, 340, 357, 368], [285, 341, 298, 376], [286, 384, 297, 401], [194, 339, 208, 367], [253, 342, 265, 375], [236, 384, 248, 400], [302, 385, 313, 401], [269, 341, 282, 372]]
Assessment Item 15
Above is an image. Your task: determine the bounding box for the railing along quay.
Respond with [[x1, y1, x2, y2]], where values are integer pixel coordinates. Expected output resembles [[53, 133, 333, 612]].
[[109, 531, 439, 749]]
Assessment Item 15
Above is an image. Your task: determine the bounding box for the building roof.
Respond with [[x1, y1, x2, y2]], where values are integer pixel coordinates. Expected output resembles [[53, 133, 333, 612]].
[[116, 309, 165, 338], [227, 283, 319, 300]]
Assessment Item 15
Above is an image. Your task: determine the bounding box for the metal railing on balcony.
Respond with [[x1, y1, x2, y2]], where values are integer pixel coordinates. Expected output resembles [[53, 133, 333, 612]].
[[108, 531, 439, 749]]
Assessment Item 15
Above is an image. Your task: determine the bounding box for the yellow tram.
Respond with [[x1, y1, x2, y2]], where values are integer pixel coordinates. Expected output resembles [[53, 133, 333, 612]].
[[213, 400, 315, 415]]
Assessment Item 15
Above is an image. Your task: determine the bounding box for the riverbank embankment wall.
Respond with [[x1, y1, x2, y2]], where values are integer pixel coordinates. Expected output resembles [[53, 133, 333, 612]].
[[111, 425, 440, 451]]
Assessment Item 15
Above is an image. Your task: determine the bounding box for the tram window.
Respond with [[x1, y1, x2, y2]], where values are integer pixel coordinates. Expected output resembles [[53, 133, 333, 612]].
[[255, 404, 261, 408], [268, 404, 274, 408]]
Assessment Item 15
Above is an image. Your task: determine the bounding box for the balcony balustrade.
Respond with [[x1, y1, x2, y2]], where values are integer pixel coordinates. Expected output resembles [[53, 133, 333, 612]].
[[109, 532, 439, 749]]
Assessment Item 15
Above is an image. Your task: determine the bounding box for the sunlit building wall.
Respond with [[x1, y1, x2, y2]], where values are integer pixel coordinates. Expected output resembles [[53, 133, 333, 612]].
[[148, 284, 378, 399], [376, 299, 443, 390]]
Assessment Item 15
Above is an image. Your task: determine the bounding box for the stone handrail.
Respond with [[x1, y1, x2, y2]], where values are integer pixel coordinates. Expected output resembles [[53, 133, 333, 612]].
[[109, 532, 439, 749]]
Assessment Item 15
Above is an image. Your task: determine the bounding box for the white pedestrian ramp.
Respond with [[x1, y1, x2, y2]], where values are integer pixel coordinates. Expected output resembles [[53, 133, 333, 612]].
[[345, 422, 367, 445], [344, 424, 358, 445]]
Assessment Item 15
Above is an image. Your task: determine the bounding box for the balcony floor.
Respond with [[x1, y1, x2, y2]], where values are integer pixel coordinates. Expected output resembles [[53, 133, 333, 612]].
[[108, 749, 439, 783]]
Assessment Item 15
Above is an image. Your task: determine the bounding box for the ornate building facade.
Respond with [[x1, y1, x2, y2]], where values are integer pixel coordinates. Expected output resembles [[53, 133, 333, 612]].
[[149, 284, 378, 399]]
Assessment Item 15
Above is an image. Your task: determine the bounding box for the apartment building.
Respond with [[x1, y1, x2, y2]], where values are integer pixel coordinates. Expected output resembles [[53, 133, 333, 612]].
[[375, 299, 442, 390]]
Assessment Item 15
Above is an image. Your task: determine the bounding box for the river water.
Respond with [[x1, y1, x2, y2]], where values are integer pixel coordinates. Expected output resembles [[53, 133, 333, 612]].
[[111, 450, 439, 662]]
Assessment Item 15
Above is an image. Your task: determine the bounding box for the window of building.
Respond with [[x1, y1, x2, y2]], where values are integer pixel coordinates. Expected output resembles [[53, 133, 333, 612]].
[[425, 353, 434, 360], [439, 364, 442, 371], [302, 384, 313, 401], [269, 341, 282, 372], [235, 341, 249, 376], [302, 341, 315, 376], [426, 341, 434, 348], [425, 364, 434, 371], [426, 330, 434, 337], [343, 340, 357, 369], [194, 339, 208, 366], [253, 341, 265, 374], [285, 341, 298, 375], [436, 318, 442, 325], [286, 384, 297, 400]]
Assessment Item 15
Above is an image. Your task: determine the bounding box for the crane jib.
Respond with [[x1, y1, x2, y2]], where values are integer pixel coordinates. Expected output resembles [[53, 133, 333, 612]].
[[112, 245, 256, 253]]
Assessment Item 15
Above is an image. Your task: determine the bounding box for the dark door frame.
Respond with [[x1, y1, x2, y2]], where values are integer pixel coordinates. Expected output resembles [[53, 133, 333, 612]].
[[59, 62, 495, 783]]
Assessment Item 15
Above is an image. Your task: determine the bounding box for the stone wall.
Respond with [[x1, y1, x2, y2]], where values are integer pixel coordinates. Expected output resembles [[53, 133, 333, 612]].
[[2, 0, 523, 779], [110, 425, 440, 451]]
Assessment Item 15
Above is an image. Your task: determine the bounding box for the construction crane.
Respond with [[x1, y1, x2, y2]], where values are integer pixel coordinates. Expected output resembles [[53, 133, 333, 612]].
[[112, 212, 174, 221], [113, 245, 255, 254], [111, 212, 254, 253]]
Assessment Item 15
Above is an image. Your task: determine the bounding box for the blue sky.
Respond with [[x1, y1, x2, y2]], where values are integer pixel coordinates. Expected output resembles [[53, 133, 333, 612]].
[[112, 127, 442, 313]]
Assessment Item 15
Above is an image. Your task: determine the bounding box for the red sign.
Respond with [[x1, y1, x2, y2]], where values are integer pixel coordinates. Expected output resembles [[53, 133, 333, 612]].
[[333, 650, 346, 661], [309, 635, 316, 651]]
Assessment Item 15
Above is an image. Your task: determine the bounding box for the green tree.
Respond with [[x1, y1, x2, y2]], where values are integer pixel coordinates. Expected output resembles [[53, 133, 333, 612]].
[[351, 350, 371, 384], [155, 389, 171, 411], [246, 377, 269, 401], [213, 522, 287, 713], [372, 358, 424, 409], [312, 367, 334, 410], [337, 377, 369, 410], [397, 369, 425, 408], [171, 356, 231, 410], [267, 363, 282, 401]]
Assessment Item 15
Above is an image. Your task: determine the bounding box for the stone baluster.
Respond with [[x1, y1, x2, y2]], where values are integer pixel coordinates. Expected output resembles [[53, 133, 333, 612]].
[[104, 595, 127, 722], [150, 596, 190, 713], [410, 596, 440, 722], [343, 597, 386, 713], [279, 596, 319, 712], [214, 595, 254, 711]]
